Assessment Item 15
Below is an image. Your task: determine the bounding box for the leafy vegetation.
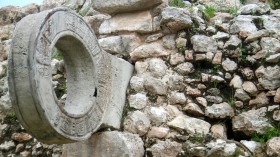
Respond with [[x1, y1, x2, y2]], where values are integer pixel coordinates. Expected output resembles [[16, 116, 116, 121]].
[[203, 5, 216, 21], [228, 6, 239, 17], [268, 0, 280, 9], [169, 0, 186, 8], [252, 127, 280, 144], [51, 47, 64, 61], [210, 65, 221, 74], [239, 0, 247, 5]]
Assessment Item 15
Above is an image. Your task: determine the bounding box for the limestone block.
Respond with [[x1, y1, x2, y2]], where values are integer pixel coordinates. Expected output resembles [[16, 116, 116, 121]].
[[99, 11, 157, 34], [62, 131, 144, 157], [93, 0, 163, 14]]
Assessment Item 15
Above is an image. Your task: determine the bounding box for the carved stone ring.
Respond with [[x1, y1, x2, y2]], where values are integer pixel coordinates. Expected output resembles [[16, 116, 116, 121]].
[[8, 8, 133, 144]]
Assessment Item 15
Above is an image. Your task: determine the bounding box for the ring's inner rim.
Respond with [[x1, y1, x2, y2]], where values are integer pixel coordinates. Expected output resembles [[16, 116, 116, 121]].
[[53, 35, 96, 117]]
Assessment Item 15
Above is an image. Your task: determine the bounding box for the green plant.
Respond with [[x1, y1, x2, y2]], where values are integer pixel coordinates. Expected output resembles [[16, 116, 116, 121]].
[[4, 113, 18, 124], [203, 5, 216, 21], [239, 0, 247, 5], [188, 134, 205, 143], [252, 127, 280, 144], [51, 48, 64, 61], [267, 0, 280, 9], [79, 2, 93, 17], [169, 0, 186, 8], [228, 6, 239, 17], [240, 46, 248, 62], [210, 65, 221, 74]]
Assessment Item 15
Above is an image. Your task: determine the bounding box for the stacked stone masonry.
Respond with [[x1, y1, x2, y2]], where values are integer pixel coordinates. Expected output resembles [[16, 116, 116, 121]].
[[0, 0, 280, 156]]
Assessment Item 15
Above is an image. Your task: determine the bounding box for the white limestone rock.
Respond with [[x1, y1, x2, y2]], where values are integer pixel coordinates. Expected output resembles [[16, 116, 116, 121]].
[[128, 93, 147, 110], [148, 140, 182, 157], [144, 77, 167, 95], [232, 107, 273, 135], [160, 7, 193, 33], [123, 111, 151, 136], [205, 102, 235, 119], [222, 58, 238, 72], [255, 65, 280, 90], [167, 115, 211, 135], [266, 137, 280, 157], [93, 0, 163, 14], [169, 92, 187, 105], [191, 35, 218, 53]]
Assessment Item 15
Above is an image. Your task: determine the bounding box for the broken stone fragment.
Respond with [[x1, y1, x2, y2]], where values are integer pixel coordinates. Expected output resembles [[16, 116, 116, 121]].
[[167, 115, 211, 135], [123, 111, 151, 136], [148, 140, 182, 157], [232, 107, 273, 135], [93, 0, 163, 14], [191, 35, 218, 53], [160, 7, 193, 33], [205, 102, 235, 119]]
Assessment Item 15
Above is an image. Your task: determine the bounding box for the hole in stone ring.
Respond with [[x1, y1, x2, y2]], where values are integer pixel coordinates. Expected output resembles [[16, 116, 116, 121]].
[[50, 34, 96, 118]]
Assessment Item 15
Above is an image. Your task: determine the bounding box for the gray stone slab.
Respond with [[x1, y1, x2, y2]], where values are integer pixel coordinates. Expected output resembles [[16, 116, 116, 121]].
[[8, 8, 133, 144]]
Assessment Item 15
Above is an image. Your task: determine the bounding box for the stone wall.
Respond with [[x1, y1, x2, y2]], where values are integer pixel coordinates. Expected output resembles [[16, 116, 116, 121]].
[[0, 0, 280, 156]]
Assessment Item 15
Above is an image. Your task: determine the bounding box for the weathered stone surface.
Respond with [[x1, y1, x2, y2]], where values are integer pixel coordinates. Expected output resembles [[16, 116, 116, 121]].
[[148, 140, 182, 157], [212, 32, 229, 40], [262, 15, 280, 33], [196, 97, 207, 107], [241, 67, 254, 80], [199, 0, 242, 12], [238, 3, 271, 15], [8, 8, 134, 144], [129, 93, 147, 110], [124, 111, 151, 136], [242, 81, 258, 96], [245, 30, 270, 43], [0, 141, 15, 151], [40, 0, 66, 10], [170, 53, 185, 65], [205, 102, 235, 119], [230, 75, 243, 89], [84, 13, 111, 35], [230, 15, 258, 35], [99, 11, 157, 34], [162, 34, 176, 50], [266, 53, 280, 63], [93, 0, 163, 14], [224, 35, 242, 49], [260, 37, 280, 53], [167, 115, 211, 135], [232, 107, 273, 135], [169, 92, 186, 105], [144, 77, 167, 95], [255, 65, 280, 90], [174, 62, 194, 75], [275, 88, 280, 103], [130, 42, 171, 61], [148, 107, 169, 126], [63, 131, 144, 157], [147, 127, 169, 138], [235, 89, 251, 101], [249, 92, 269, 107], [98, 34, 141, 56], [168, 74, 185, 91], [148, 58, 167, 78], [186, 86, 202, 97], [211, 124, 227, 139], [160, 7, 193, 33], [273, 110, 280, 121], [183, 103, 204, 116], [266, 137, 280, 157], [130, 76, 144, 92], [11, 133, 32, 142], [222, 58, 237, 72], [191, 35, 217, 53]]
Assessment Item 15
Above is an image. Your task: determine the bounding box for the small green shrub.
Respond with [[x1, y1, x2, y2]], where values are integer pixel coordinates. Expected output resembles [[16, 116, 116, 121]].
[[240, 0, 247, 5], [210, 65, 221, 74], [268, 0, 280, 9], [203, 5, 216, 21], [228, 6, 239, 17], [169, 0, 186, 8], [252, 127, 280, 144]]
